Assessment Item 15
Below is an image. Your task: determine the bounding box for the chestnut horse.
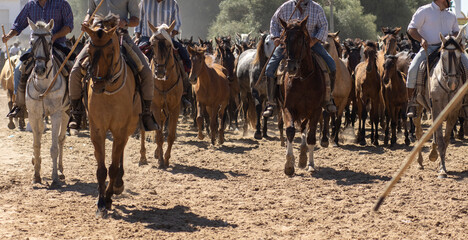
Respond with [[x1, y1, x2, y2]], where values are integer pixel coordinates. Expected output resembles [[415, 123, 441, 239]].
[[355, 41, 382, 146], [381, 55, 410, 147], [82, 15, 142, 216], [188, 46, 230, 145], [1, 55, 25, 130], [279, 17, 324, 176], [139, 21, 184, 169]]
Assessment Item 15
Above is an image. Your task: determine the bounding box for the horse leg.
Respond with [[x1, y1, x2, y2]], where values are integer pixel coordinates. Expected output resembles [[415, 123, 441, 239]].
[[57, 111, 69, 180], [371, 106, 379, 146], [252, 89, 262, 140], [196, 102, 205, 140], [320, 111, 330, 148], [7, 95, 15, 129], [90, 126, 108, 216], [106, 134, 129, 208], [298, 120, 309, 169], [218, 103, 228, 145], [164, 105, 181, 166], [457, 117, 464, 140], [384, 112, 390, 146], [48, 112, 62, 184], [139, 129, 148, 166], [30, 116, 44, 184], [241, 93, 249, 136], [359, 104, 368, 145], [278, 108, 285, 147], [308, 111, 321, 172], [284, 108, 295, 176], [333, 111, 343, 146]]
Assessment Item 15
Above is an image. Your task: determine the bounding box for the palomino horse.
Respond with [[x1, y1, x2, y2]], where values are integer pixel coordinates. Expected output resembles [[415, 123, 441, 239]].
[[414, 31, 466, 178], [1, 55, 25, 129], [188, 46, 230, 145], [25, 19, 68, 184], [279, 17, 324, 176], [140, 21, 184, 168], [355, 41, 382, 146], [381, 55, 410, 147], [324, 32, 352, 146], [82, 15, 142, 215], [235, 33, 275, 139]]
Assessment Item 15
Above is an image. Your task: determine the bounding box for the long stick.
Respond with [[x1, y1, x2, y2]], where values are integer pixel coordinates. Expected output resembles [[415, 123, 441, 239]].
[[374, 80, 468, 211], [2, 25, 15, 79], [254, 0, 304, 88], [39, 0, 105, 98]]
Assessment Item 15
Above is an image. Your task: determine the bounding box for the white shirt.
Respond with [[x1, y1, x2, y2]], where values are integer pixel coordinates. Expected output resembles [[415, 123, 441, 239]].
[[9, 46, 20, 56], [408, 2, 459, 45]]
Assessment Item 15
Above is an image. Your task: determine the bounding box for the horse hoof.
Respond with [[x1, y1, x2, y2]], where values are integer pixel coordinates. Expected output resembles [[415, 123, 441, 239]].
[[298, 146, 308, 169], [7, 122, 15, 130], [280, 141, 285, 147], [418, 165, 424, 170], [284, 154, 295, 176], [158, 162, 167, 169], [405, 139, 410, 146], [320, 140, 329, 148], [59, 174, 65, 180], [95, 208, 108, 219], [429, 152, 438, 162], [32, 177, 42, 184], [284, 166, 295, 176], [254, 132, 262, 140], [139, 157, 148, 166], [438, 172, 447, 179], [359, 139, 366, 146], [114, 184, 125, 195], [308, 165, 316, 172], [198, 134, 204, 140]]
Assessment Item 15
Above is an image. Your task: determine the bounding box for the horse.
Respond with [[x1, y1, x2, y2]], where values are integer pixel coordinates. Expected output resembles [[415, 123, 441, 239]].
[[381, 55, 410, 147], [414, 30, 467, 178], [342, 39, 363, 127], [188, 45, 230, 145], [82, 14, 142, 215], [24, 19, 68, 184], [323, 32, 353, 146], [235, 33, 275, 139], [278, 17, 325, 176], [140, 21, 184, 169], [355, 41, 382, 146], [1, 55, 25, 130]]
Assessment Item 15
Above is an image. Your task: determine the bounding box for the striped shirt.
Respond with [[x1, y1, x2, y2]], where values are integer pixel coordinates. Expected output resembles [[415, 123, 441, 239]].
[[88, 0, 140, 22], [12, 0, 74, 44], [270, 0, 328, 43], [136, 0, 182, 38]]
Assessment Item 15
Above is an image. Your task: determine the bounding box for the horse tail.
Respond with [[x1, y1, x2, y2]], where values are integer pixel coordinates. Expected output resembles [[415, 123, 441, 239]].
[[246, 93, 257, 129]]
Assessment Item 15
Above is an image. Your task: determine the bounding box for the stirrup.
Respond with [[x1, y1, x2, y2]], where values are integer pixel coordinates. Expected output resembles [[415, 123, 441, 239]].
[[141, 113, 160, 131], [407, 105, 417, 118], [6, 106, 22, 118]]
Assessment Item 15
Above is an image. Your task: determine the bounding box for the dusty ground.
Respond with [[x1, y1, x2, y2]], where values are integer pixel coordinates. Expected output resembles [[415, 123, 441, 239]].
[[0, 92, 466, 240]]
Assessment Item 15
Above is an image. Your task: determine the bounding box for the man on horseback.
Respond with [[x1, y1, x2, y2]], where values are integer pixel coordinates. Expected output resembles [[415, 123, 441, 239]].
[[406, 0, 468, 117], [263, 0, 337, 117], [3, 0, 74, 118], [68, 0, 159, 131], [135, 0, 192, 109]]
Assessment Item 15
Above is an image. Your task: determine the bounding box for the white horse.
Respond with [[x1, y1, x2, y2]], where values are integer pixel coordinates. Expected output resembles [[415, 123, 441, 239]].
[[415, 28, 467, 178], [25, 18, 69, 184]]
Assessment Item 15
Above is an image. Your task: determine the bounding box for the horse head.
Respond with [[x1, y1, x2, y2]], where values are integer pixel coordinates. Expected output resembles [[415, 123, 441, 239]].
[[187, 45, 207, 84], [380, 27, 401, 56], [28, 18, 54, 77], [363, 41, 378, 72], [382, 55, 398, 85], [264, 34, 275, 58], [279, 16, 310, 77], [325, 31, 342, 59], [82, 14, 119, 94], [438, 27, 466, 91], [148, 20, 176, 81]]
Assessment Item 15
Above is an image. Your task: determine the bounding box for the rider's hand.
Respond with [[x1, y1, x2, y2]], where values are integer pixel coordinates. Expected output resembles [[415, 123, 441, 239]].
[[2, 34, 10, 44], [421, 38, 428, 51], [81, 21, 89, 32], [118, 18, 128, 29], [274, 38, 281, 47]]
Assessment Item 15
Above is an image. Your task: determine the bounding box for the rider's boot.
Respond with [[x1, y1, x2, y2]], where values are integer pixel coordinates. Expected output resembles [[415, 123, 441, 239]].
[[407, 88, 417, 118], [324, 71, 337, 113], [262, 76, 277, 118], [7, 70, 28, 118], [68, 99, 82, 130], [141, 100, 160, 131]]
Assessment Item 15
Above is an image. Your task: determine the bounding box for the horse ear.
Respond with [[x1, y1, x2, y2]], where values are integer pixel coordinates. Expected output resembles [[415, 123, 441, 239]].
[[198, 37, 203, 45], [82, 24, 94, 37], [381, 27, 387, 34], [187, 45, 195, 55], [46, 19, 54, 31], [168, 20, 176, 34], [334, 31, 340, 37], [148, 21, 158, 34], [215, 37, 221, 45], [394, 27, 401, 35], [28, 18, 37, 31], [455, 25, 466, 44], [236, 33, 241, 39], [439, 33, 447, 45], [189, 36, 193, 43], [300, 16, 309, 29], [279, 18, 288, 29]]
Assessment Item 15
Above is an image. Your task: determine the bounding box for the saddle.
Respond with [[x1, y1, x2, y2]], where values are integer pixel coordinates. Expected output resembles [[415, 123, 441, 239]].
[[276, 52, 330, 85], [19, 44, 74, 80]]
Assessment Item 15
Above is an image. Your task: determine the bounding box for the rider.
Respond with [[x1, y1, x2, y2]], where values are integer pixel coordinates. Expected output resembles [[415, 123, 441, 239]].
[[3, 0, 74, 118], [263, 0, 337, 117], [135, 0, 192, 108], [68, 0, 159, 131], [406, 0, 468, 117]]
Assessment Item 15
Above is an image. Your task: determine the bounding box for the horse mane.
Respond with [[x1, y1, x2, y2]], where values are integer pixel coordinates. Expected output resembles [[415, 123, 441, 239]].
[[35, 21, 48, 29], [252, 34, 267, 65]]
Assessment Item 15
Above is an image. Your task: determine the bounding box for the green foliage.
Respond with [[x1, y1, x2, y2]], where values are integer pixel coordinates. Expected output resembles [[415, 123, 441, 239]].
[[67, 0, 87, 36], [177, 0, 222, 39]]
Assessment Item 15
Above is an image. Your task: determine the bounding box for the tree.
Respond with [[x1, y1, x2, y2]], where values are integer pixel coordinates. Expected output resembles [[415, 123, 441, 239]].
[[67, 0, 87, 36], [177, 0, 222, 39]]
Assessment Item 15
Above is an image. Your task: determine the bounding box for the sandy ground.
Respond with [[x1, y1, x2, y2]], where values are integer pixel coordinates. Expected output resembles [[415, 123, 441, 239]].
[[0, 92, 466, 240]]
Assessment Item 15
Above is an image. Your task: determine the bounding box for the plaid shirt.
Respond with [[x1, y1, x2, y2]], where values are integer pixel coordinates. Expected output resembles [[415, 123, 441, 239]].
[[270, 0, 328, 43], [136, 0, 182, 37], [12, 0, 74, 44]]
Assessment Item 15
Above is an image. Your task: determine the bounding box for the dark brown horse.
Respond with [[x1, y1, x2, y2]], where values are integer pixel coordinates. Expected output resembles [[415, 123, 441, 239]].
[[82, 15, 142, 216], [355, 41, 382, 146], [278, 17, 325, 176], [188, 46, 230, 145]]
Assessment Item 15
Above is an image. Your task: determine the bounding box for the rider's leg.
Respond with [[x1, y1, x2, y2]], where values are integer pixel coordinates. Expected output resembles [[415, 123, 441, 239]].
[[263, 46, 285, 117], [461, 53, 468, 118], [311, 42, 337, 113], [123, 34, 159, 131], [68, 44, 89, 129], [7, 49, 32, 118]]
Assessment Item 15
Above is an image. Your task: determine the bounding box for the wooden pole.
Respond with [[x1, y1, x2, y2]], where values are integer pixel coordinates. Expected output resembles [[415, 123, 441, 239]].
[[2, 25, 15, 78], [254, 0, 304, 88], [39, 0, 105, 98], [374, 80, 468, 211]]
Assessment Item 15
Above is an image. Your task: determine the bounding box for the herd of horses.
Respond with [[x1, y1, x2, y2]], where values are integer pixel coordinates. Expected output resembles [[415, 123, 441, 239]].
[[1, 15, 467, 216]]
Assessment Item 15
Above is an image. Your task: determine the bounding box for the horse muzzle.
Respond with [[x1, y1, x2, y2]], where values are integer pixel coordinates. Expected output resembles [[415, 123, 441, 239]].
[[286, 60, 299, 76], [91, 82, 106, 94], [188, 74, 197, 84], [447, 78, 459, 91]]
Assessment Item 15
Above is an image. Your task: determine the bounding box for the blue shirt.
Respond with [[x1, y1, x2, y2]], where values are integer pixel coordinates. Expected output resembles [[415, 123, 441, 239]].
[[12, 0, 74, 44], [136, 0, 182, 38]]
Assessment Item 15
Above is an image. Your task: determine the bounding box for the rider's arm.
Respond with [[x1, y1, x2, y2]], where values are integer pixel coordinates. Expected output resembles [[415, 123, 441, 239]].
[[2, 30, 18, 43], [52, 27, 72, 43], [53, 1, 74, 42], [172, 2, 182, 36], [270, 4, 286, 39], [408, 28, 427, 50], [4, 2, 31, 42], [312, 5, 328, 46]]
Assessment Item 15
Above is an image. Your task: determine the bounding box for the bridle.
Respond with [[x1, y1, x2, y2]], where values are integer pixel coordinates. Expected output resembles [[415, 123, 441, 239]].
[[283, 25, 311, 78], [31, 32, 53, 78], [439, 38, 462, 93], [151, 37, 173, 80], [88, 37, 123, 85]]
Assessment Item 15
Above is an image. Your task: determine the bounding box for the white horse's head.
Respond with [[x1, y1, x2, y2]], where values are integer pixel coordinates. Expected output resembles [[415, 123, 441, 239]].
[[438, 25, 466, 91], [28, 18, 54, 77], [264, 34, 275, 58], [236, 31, 252, 45]]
